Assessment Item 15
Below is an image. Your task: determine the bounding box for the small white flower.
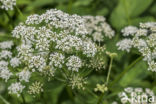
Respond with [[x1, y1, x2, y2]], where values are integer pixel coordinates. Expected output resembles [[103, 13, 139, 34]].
[[0, 50, 12, 59], [49, 52, 65, 68], [56, 35, 83, 52], [121, 26, 138, 36], [66, 56, 82, 72], [140, 22, 156, 28], [28, 55, 46, 72], [83, 16, 115, 41], [116, 39, 133, 52], [0, 68, 12, 82], [148, 61, 156, 72], [28, 81, 43, 95], [0, 0, 16, 10], [0, 41, 14, 49], [10, 57, 21, 68], [83, 40, 97, 57], [17, 70, 31, 82], [8, 82, 25, 97], [69, 74, 87, 90], [0, 61, 8, 68], [132, 37, 147, 48], [136, 29, 147, 37], [92, 32, 104, 42]]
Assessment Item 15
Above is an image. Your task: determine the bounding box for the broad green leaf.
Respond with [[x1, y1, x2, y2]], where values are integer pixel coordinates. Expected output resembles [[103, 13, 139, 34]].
[[131, 16, 155, 26], [96, 8, 109, 16], [25, 0, 55, 11], [16, 0, 31, 5], [73, 0, 93, 7], [119, 60, 149, 87], [45, 81, 65, 104]]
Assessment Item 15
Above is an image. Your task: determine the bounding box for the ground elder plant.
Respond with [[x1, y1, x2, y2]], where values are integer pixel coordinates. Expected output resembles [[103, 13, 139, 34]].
[[1, 1, 155, 103], [0, 9, 116, 98], [117, 22, 156, 72]]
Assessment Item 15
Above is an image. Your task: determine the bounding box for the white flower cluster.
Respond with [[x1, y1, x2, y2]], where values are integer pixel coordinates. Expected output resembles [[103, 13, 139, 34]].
[[0, 62, 12, 82], [94, 83, 108, 93], [116, 39, 133, 52], [12, 9, 98, 74], [8, 82, 25, 97], [1, 9, 115, 96], [28, 81, 43, 95], [0, 41, 14, 82], [69, 74, 87, 90], [66, 56, 82, 72], [17, 70, 31, 82], [49, 52, 65, 68], [117, 22, 156, 72], [0, 0, 16, 10], [0, 41, 13, 49], [28, 55, 46, 72], [83, 16, 115, 42], [117, 87, 155, 104], [25, 9, 88, 36], [0, 41, 32, 97], [9, 9, 100, 93], [121, 26, 138, 36]]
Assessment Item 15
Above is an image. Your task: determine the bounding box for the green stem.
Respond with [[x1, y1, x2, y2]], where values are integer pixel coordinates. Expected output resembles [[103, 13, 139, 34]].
[[54, 77, 66, 83], [66, 86, 74, 101], [41, 92, 47, 104], [97, 57, 114, 104], [97, 93, 105, 104], [3, 10, 14, 29], [106, 57, 113, 85], [0, 95, 10, 104], [15, 6, 25, 19], [86, 88, 98, 98], [3, 10, 12, 20], [21, 93, 26, 104], [97, 56, 143, 104]]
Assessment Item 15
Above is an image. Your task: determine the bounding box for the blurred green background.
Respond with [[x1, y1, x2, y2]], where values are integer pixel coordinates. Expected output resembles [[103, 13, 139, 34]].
[[0, 0, 156, 104]]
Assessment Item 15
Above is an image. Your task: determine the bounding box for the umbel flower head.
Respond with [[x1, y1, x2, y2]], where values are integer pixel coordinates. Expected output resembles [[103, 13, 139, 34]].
[[117, 22, 156, 72], [0, 0, 16, 10], [0, 9, 98, 96], [0, 9, 115, 97]]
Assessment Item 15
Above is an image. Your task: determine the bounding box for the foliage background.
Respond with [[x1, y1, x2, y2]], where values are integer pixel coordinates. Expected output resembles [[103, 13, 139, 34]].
[[0, 0, 156, 104]]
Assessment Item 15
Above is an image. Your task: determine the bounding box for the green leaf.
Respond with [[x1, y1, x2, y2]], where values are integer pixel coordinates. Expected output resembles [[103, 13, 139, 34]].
[[73, 0, 93, 7], [96, 8, 109, 16], [131, 16, 155, 26], [25, 0, 55, 11], [119, 60, 149, 87], [105, 34, 125, 61], [16, 0, 31, 5], [45, 81, 65, 104]]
